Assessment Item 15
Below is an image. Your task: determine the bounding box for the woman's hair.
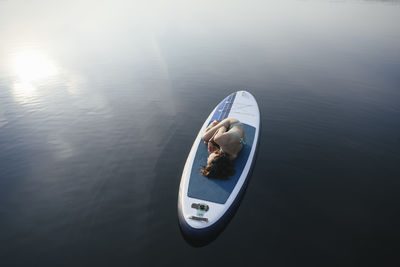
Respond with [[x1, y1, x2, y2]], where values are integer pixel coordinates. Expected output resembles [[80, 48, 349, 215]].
[[201, 150, 235, 179]]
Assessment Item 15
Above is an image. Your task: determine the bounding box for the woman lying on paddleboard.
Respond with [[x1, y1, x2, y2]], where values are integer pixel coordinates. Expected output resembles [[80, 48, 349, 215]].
[[201, 118, 246, 179]]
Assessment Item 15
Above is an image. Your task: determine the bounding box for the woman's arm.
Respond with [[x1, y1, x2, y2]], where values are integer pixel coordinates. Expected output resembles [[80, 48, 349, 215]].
[[214, 118, 240, 145], [204, 120, 218, 133], [201, 121, 225, 142], [202, 120, 219, 144], [201, 118, 238, 142], [212, 126, 228, 144]]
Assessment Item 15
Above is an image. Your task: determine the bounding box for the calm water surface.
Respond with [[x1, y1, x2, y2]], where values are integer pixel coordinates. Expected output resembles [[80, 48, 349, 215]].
[[1, 0, 399, 266]]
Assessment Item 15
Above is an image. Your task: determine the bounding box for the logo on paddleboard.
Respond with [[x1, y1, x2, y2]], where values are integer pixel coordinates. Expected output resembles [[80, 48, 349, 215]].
[[191, 203, 209, 217]]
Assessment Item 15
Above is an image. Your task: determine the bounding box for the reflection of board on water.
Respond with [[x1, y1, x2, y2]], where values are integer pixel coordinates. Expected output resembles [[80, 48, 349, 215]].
[[177, 91, 261, 246]]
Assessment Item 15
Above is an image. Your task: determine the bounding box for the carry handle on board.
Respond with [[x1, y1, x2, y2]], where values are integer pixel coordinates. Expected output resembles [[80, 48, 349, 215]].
[[188, 216, 208, 222]]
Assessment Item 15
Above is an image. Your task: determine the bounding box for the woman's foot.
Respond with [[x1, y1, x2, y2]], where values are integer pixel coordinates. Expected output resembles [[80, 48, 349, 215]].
[[212, 120, 218, 126]]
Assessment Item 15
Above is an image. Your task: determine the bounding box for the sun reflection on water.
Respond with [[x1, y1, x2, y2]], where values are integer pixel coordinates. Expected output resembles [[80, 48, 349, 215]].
[[11, 50, 58, 103]]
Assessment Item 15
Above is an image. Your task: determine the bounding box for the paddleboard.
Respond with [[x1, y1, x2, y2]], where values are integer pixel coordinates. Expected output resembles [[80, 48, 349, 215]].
[[178, 90, 260, 246]]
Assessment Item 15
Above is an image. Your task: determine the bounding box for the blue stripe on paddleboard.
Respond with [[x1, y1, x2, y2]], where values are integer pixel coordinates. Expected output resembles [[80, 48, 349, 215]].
[[210, 93, 236, 122], [187, 123, 256, 204]]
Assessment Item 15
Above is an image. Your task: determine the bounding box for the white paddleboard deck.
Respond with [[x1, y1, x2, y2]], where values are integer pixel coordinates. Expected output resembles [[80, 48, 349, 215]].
[[178, 91, 260, 245]]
